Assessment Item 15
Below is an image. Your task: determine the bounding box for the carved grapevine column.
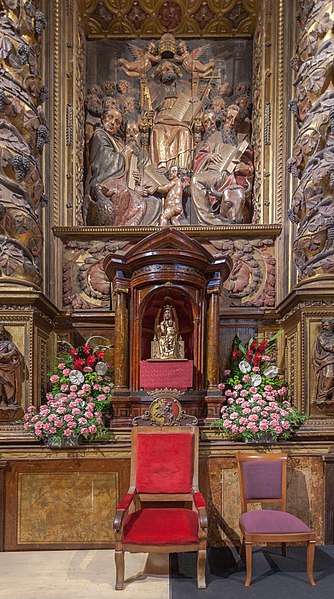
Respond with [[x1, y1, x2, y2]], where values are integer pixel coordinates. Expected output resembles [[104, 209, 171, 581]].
[[288, 0, 334, 283], [0, 0, 48, 287]]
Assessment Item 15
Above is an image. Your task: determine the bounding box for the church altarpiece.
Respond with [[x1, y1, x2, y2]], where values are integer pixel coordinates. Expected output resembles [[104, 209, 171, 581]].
[[0, 0, 334, 550]]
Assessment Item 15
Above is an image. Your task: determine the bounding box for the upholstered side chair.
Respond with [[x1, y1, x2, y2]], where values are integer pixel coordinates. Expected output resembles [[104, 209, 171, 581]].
[[237, 453, 316, 587], [113, 425, 207, 590]]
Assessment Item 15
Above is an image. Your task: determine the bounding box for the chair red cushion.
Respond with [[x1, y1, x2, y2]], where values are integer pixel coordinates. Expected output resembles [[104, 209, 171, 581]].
[[136, 433, 194, 493], [123, 508, 199, 544], [240, 510, 311, 534]]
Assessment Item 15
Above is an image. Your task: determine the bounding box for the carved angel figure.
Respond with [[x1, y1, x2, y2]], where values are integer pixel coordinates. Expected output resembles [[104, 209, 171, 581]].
[[118, 41, 160, 78], [174, 40, 215, 77]]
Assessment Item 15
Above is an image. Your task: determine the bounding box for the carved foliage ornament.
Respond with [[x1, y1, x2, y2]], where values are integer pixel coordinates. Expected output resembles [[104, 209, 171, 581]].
[[288, 0, 334, 280]]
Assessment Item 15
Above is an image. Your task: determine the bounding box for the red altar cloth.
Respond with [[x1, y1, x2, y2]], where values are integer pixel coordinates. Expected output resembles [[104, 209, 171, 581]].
[[140, 360, 193, 390]]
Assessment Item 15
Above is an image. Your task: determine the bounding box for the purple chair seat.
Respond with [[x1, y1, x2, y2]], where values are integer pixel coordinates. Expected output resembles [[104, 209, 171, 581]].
[[240, 509, 311, 534]]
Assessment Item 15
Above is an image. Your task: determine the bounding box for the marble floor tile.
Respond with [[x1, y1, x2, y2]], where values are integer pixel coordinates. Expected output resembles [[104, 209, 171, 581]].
[[0, 550, 169, 599]]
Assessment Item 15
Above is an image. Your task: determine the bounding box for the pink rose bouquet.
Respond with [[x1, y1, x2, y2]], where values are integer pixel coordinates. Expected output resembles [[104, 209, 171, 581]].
[[23, 336, 114, 445], [23, 395, 107, 445], [212, 334, 307, 442]]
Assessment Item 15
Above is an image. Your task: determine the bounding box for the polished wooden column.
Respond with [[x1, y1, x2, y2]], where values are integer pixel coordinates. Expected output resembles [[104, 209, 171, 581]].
[[0, 462, 7, 551], [206, 277, 221, 391], [114, 287, 129, 390], [323, 452, 334, 544]]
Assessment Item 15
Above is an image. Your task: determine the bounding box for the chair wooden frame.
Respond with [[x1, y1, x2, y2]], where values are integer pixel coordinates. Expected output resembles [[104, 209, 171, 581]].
[[113, 426, 207, 590], [237, 453, 316, 587]]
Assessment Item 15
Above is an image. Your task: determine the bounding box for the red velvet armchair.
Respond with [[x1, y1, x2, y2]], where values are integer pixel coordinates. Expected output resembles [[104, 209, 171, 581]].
[[113, 426, 207, 589], [237, 453, 316, 587]]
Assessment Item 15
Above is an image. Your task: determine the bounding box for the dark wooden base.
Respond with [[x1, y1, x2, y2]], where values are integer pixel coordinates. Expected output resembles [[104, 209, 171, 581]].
[[110, 390, 216, 426]]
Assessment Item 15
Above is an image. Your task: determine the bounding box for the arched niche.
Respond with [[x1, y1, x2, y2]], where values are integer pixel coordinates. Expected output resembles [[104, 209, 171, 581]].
[[140, 287, 194, 362]]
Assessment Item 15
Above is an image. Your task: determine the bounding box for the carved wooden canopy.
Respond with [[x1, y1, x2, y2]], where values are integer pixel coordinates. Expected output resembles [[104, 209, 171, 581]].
[[79, 0, 261, 38], [104, 227, 232, 279]]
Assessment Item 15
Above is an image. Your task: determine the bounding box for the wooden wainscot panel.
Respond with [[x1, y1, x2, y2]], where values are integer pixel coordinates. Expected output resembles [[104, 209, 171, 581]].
[[203, 453, 324, 547], [4, 457, 130, 551]]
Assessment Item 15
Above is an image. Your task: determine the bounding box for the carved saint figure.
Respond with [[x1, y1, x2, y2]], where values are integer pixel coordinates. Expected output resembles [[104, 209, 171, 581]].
[[84, 108, 160, 226], [174, 40, 215, 77], [191, 106, 254, 225], [118, 42, 160, 78], [0, 324, 23, 407], [156, 165, 185, 226], [149, 60, 194, 170], [313, 319, 334, 404]]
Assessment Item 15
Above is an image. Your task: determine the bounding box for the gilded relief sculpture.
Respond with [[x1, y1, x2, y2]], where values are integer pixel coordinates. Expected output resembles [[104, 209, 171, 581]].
[[313, 319, 334, 406], [84, 33, 254, 227]]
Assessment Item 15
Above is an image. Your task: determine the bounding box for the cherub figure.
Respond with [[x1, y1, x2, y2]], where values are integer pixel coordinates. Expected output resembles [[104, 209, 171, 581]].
[[118, 41, 161, 78], [174, 40, 215, 78], [156, 165, 185, 226]]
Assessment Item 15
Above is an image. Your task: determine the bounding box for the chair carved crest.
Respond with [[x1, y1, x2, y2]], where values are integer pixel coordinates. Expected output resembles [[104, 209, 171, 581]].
[[132, 389, 198, 426]]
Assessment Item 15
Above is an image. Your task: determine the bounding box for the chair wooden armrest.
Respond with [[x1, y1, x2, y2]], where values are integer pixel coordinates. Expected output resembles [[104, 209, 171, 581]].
[[113, 491, 136, 531], [192, 491, 208, 529]]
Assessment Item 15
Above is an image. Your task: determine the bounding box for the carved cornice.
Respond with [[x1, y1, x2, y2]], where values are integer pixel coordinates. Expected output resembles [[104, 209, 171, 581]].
[[78, 0, 261, 39], [53, 224, 282, 240]]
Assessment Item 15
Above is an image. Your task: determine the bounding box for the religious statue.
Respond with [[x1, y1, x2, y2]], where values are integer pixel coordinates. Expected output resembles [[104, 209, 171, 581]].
[[191, 106, 254, 225], [148, 58, 195, 170], [118, 41, 161, 77], [151, 302, 184, 360], [313, 319, 334, 405], [83, 107, 160, 226], [0, 324, 24, 408], [156, 165, 186, 226], [174, 41, 215, 77]]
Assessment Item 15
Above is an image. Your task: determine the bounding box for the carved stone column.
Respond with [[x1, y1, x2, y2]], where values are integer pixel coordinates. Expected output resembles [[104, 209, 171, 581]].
[[114, 280, 129, 391], [288, 0, 334, 285]]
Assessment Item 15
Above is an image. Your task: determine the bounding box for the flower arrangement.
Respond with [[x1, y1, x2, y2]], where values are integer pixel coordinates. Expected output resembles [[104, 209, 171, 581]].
[[23, 337, 114, 445], [23, 395, 107, 445], [212, 334, 306, 442]]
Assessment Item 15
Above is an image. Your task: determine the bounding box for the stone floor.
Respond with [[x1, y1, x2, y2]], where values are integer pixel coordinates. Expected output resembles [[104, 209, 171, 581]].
[[2, 546, 334, 599], [0, 550, 169, 599]]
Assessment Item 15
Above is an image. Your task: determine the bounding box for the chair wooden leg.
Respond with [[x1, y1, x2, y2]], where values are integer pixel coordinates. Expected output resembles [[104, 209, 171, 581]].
[[115, 549, 125, 590], [281, 542, 286, 557], [197, 548, 206, 589], [245, 541, 253, 587], [307, 540, 316, 586], [239, 534, 244, 556]]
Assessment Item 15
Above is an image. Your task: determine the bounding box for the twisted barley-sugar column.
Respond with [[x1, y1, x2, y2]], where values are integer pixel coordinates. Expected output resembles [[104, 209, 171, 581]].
[[206, 288, 220, 389], [114, 289, 129, 389]]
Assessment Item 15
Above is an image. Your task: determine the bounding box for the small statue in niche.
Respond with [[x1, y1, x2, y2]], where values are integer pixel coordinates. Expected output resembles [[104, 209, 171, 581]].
[[313, 318, 334, 405], [151, 302, 184, 360], [0, 324, 24, 407], [118, 41, 161, 78]]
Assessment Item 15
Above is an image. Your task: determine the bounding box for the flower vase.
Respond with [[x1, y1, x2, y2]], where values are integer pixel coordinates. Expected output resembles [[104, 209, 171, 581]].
[[44, 434, 82, 448], [245, 433, 276, 444]]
